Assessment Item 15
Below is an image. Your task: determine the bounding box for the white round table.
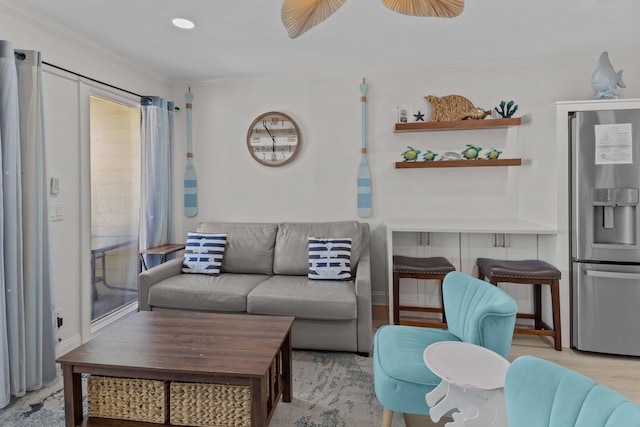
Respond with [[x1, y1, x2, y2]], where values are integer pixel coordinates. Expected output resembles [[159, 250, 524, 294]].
[[423, 341, 511, 427]]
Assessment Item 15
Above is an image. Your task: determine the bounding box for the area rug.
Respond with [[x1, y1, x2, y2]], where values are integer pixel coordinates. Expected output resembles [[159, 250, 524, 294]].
[[0, 350, 406, 427]]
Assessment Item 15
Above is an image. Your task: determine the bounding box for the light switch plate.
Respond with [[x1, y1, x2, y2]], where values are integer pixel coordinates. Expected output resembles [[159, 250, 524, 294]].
[[50, 177, 60, 195]]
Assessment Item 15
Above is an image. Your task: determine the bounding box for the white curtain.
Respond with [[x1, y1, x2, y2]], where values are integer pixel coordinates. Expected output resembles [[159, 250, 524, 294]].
[[0, 40, 56, 409], [140, 96, 174, 268]]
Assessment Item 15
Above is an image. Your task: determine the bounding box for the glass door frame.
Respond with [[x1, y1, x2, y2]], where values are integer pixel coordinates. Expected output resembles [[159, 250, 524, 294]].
[[79, 80, 141, 343]]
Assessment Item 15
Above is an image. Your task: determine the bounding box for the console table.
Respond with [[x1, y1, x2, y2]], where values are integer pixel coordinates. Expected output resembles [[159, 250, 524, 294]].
[[139, 243, 186, 270], [424, 341, 510, 426]]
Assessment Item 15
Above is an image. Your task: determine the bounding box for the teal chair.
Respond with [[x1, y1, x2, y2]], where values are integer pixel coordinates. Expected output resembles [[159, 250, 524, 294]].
[[373, 271, 518, 426], [506, 356, 640, 427]]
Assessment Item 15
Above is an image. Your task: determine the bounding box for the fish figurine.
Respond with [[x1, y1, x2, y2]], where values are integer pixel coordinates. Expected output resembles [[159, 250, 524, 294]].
[[591, 51, 626, 99], [422, 150, 437, 161], [401, 146, 421, 162], [461, 145, 482, 160], [485, 148, 502, 160]]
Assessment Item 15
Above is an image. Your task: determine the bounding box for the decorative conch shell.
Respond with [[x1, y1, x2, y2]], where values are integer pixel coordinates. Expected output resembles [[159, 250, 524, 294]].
[[462, 108, 491, 120]]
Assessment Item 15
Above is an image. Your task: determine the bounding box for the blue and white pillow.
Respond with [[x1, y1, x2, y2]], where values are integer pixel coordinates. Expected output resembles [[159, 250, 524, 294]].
[[308, 237, 352, 281], [182, 232, 227, 275]]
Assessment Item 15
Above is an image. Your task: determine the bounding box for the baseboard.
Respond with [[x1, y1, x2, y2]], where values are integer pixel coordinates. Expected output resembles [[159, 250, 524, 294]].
[[56, 333, 82, 358], [371, 291, 388, 306]]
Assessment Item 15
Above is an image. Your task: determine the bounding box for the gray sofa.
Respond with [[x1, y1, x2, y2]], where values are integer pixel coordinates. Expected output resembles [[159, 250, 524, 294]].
[[139, 221, 372, 354]]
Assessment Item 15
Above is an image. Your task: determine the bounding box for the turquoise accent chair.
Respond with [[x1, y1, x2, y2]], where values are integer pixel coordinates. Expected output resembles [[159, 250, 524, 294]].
[[373, 271, 518, 426], [506, 356, 640, 426]]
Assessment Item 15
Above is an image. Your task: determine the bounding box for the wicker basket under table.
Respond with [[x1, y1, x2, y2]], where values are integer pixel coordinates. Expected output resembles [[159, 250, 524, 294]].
[[170, 351, 281, 427], [88, 376, 169, 424]]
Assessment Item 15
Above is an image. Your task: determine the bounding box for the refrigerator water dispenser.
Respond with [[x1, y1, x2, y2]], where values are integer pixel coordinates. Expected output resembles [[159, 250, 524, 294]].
[[592, 188, 638, 245]]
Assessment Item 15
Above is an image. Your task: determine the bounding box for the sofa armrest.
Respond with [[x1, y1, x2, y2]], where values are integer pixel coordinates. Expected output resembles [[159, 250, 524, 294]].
[[355, 242, 373, 354], [138, 258, 183, 311]]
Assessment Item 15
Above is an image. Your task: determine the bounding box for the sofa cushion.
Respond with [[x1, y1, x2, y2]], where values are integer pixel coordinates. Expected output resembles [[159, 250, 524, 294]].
[[195, 222, 277, 275], [148, 273, 270, 312], [182, 232, 227, 275], [308, 237, 352, 280], [273, 221, 362, 276], [247, 275, 357, 320]]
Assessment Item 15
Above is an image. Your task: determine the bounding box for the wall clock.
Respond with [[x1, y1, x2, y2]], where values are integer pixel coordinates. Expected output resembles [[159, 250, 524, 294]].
[[247, 111, 301, 167]]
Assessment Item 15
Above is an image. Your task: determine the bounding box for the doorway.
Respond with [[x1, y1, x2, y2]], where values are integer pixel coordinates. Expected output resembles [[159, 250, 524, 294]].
[[89, 95, 141, 321]]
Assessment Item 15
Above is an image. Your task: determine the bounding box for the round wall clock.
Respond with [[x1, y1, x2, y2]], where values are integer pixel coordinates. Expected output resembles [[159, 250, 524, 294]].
[[247, 111, 301, 167]]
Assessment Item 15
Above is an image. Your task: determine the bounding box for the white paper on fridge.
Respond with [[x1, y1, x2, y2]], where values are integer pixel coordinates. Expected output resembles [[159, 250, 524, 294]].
[[595, 123, 633, 165]]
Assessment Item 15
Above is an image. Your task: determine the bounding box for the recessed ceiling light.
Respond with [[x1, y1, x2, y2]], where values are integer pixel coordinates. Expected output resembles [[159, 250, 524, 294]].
[[172, 18, 195, 30]]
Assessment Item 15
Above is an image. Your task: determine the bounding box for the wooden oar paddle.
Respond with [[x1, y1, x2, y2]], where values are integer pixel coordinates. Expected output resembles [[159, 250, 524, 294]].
[[184, 88, 198, 217], [358, 78, 372, 218]]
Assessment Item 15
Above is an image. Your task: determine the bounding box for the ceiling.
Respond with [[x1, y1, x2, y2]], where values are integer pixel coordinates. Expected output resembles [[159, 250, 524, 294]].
[[12, 0, 640, 81]]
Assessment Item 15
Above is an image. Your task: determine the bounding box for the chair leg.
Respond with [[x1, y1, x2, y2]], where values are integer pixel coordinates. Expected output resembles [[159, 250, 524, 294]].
[[393, 273, 400, 324], [551, 279, 562, 351], [533, 284, 542, 330], [439, 280, 447, 324], [382, 407, 394, 427]]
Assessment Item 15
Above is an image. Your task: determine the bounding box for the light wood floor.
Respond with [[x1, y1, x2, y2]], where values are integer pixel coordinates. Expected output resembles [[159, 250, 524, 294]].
[[372, 306, 640, 426]]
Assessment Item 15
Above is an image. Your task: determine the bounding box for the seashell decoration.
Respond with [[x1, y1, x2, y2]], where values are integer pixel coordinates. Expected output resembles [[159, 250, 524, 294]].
[[462, 107, 491, 120], [426, 95, 474, 122]]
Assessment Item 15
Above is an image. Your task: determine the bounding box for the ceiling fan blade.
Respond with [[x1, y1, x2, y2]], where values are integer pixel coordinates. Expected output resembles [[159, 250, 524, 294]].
[[381, 0, 464, 17], [281, 0, 348, 38]]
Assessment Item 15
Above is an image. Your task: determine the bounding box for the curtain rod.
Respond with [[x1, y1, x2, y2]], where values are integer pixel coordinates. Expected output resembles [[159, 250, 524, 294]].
[[41, 60, 179, 110]]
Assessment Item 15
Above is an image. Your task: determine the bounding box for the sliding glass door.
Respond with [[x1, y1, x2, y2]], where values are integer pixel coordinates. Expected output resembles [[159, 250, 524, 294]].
[[89, 95, 141, 321]]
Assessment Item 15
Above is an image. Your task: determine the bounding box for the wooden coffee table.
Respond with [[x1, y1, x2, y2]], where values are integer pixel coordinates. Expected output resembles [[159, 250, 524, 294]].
[[56, 311, 294, 427]]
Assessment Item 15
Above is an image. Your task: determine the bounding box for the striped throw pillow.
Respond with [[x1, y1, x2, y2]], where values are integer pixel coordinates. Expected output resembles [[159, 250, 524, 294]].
[[182, 232, 227, 275], [308, 237, 352, 281]]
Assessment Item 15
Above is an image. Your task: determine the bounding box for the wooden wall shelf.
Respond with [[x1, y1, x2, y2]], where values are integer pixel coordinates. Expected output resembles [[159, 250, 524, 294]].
[[394, 118, 521, 133], [395, 159, 522, 169]]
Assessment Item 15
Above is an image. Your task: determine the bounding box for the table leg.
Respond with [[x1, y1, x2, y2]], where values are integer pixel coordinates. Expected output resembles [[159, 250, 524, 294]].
[[464, 390, 508, 427], [282, 329, 292, 402], [426, 380, 456, 423], [427, 381, 508, 427], [62, 364, 82, 427], [251, 375, 268, 427]]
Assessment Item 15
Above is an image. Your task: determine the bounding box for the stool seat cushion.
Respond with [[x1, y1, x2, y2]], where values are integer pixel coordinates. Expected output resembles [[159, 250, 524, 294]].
[[393, 256, 455, 274], [374, 325, 459, 415], [477, 258, 561, 280]]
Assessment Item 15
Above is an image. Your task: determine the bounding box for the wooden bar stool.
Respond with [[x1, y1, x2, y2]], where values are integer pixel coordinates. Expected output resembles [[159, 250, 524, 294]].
[[393, 256, 456, 328], [476, 258, 562, 351]]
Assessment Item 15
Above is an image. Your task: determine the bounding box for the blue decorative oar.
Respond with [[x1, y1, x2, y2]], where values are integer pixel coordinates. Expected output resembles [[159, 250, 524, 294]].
[[184, 88, 198, 217], [357, 78, 372, 218]]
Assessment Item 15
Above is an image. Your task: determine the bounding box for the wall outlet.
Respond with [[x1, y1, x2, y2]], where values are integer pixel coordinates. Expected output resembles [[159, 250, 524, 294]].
[[55, 307, 63, 329], [50, 203, 63, 222]]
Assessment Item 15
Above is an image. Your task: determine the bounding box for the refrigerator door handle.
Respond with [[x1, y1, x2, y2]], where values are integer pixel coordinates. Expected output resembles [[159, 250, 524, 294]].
[[585, 270, 640, 280]]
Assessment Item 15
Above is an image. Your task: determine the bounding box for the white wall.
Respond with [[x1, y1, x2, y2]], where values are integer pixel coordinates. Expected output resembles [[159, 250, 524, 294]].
[[172, 52, 640, 306]]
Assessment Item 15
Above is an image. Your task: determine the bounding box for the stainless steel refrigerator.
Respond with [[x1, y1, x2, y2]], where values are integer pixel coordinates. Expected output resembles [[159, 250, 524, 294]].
[[570, 108, 640, 356]]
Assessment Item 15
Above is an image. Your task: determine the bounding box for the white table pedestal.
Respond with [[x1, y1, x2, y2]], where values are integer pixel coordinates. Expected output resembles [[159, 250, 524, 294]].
[[426, 379, 507, 426], [424, 341, 510, 427]]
